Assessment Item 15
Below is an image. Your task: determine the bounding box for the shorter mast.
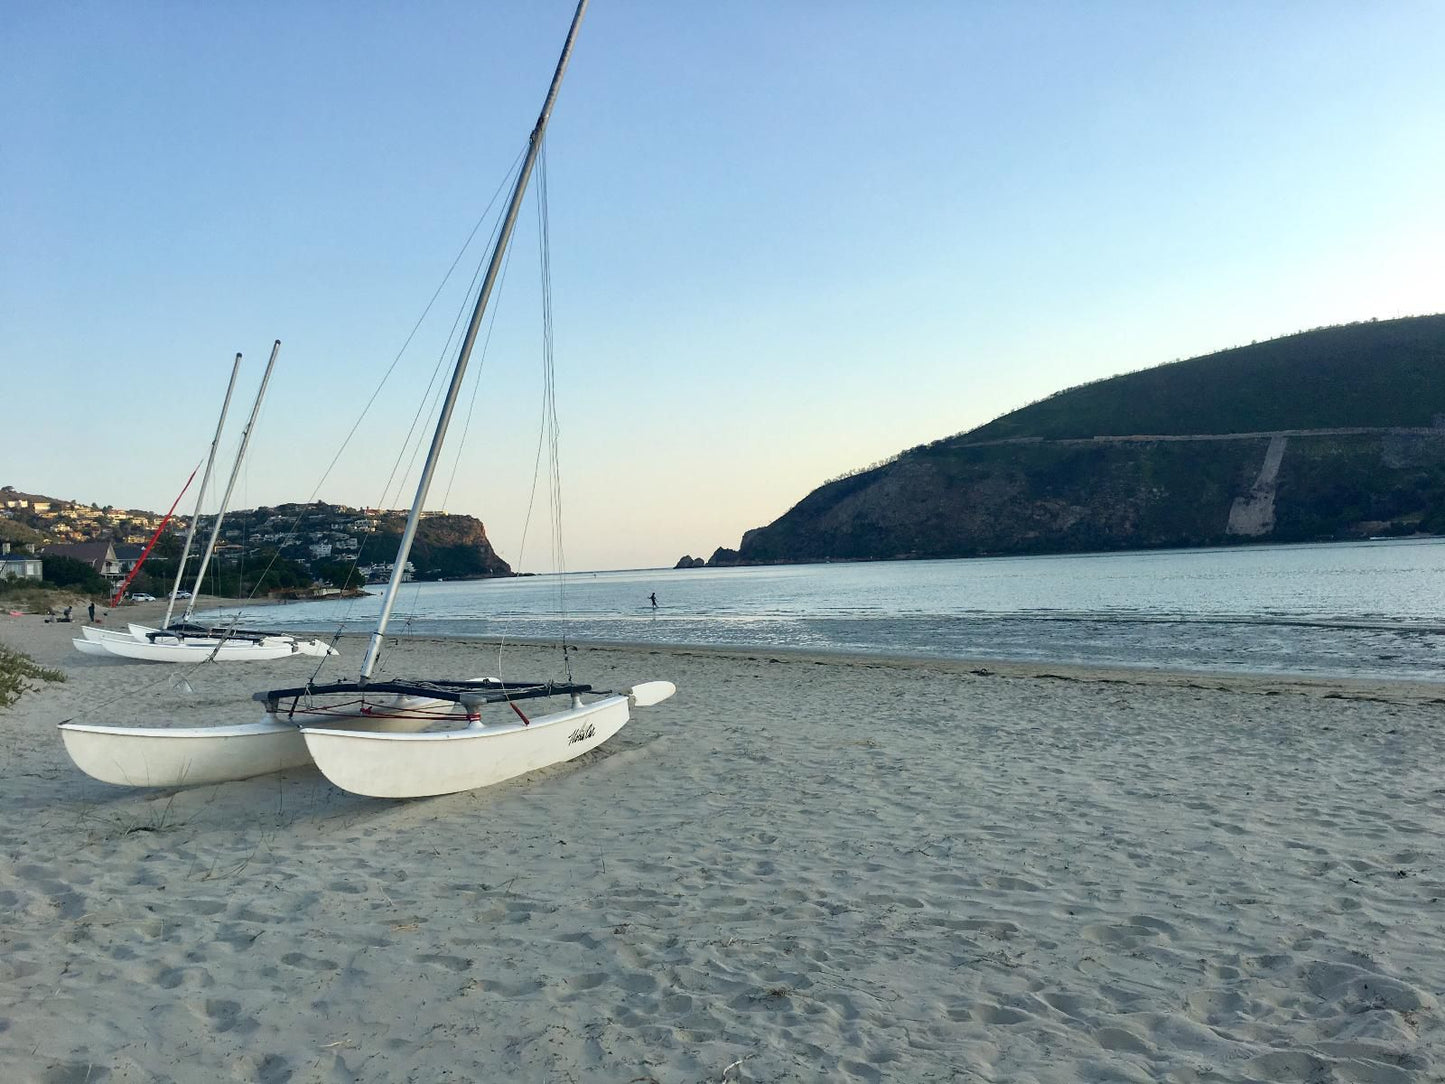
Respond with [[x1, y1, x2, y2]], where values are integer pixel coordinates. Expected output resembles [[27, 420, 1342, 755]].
[[163, 352, 243, 629], [183, 341, 281, 622], [359, 0, 590, 681]]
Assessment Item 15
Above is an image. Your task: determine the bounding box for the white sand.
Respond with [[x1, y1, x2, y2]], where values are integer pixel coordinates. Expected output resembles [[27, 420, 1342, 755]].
[[2, 603, 1444, 1082]]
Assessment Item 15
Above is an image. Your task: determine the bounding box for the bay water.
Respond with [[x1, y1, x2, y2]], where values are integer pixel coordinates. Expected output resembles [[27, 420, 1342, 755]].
[[213, 539, 1445, 682]]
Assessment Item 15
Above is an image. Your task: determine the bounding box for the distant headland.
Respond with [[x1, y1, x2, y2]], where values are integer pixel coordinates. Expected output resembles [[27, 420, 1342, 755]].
[[693, 315, 1445, 567]]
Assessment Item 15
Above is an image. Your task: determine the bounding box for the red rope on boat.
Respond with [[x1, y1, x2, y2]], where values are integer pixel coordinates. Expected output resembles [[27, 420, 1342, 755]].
[[510, 701, 531, 726]]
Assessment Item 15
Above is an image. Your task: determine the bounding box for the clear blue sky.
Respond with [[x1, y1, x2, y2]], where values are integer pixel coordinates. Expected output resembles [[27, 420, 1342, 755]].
[[5, 1, 1443, 570]]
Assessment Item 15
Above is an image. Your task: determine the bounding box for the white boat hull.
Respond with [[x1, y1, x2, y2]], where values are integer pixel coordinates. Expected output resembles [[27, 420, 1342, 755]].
[[85, 634, 334, 662], [81, 624, 135, 643], [58, 695, 459, 787], [60, 718, 311, 786], [72, 637, 113, 656], [301, 686, 672, 799], [77, 621, 334, 660]]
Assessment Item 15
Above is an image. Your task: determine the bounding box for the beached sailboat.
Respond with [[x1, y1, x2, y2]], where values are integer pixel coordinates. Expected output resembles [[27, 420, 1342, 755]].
[[60, 0, 674, 796], [75, 343, 335, 663]]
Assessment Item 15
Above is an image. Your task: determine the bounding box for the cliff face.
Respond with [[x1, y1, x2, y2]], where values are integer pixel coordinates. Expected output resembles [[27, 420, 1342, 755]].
[[361, 513, 512, 580], [710, 316, 1445, 565], [716, 429, 1445, 564]]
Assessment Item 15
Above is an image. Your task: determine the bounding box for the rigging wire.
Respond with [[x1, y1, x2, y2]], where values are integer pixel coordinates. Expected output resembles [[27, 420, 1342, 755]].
[[97, 138, 573, 711], [341, 145, 531, 679], [306, 148, 524, 510], [387, 165, 523, 650], [507, 139, 572, 684], [439, 234, 520, 511], [183, 155, 524, 647], [307, 154, 526, 683], [79, 154, 530, 717], [539, 146, 571, 683]]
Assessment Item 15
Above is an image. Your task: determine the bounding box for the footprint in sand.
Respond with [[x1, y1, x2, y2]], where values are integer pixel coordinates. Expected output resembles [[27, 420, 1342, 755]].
[[1094, 1026, 1154, 1055], [202, 998, 255, 1035], [280, 951, 339, 972], [415, 953, 472, 972], [971, 1003, 1031, 1025]]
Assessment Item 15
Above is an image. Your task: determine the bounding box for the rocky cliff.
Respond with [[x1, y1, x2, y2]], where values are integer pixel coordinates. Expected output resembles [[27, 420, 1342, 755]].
[[357, 512, 512, 580], [710, 316, 1445, 565]]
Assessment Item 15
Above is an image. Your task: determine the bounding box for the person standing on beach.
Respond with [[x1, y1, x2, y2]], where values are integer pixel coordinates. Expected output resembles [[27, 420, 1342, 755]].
[[649, 592, 658, 609], [88, 601, 96, 623]]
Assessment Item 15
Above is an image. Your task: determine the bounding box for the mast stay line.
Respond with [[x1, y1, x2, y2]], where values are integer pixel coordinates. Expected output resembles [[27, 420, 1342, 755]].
[[359, 0, 590, 682]]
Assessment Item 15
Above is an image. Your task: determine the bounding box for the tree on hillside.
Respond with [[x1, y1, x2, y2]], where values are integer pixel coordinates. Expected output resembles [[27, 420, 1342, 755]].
[[313, 559, 367, 590]]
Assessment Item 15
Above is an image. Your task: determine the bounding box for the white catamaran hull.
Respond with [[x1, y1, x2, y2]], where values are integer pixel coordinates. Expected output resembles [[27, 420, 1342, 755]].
[[74, 624, 149, 656], [75, 622, 332, 661], [60, 719, 311, 786], [86, 634, 335, 662], [58, 694, 460, 787], [301, 681, 677, 799], [303, 696, 628, 799], [81, 625, 137, 643]]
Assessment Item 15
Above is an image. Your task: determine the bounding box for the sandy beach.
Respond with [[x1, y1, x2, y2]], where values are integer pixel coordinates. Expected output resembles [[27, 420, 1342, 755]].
[[2, 602, 1443, 1082]]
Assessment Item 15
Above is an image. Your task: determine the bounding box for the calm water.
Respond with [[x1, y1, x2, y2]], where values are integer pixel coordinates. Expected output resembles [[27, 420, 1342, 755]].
[[213, 540, 1445, 681]]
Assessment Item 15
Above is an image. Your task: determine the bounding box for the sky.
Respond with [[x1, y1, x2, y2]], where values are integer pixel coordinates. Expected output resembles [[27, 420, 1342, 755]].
[[4, 1, 1444, 571]]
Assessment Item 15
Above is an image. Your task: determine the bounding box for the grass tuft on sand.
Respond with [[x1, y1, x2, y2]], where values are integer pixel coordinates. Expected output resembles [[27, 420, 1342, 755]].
[[0, 643, 65, 709]]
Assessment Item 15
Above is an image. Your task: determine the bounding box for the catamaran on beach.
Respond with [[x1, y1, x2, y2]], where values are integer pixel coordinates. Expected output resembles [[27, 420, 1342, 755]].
[[58, 0, 674, 799]]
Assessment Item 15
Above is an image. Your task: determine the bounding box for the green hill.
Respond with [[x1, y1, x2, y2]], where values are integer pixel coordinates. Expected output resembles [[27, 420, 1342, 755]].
[[961, 315, 1445, 443], [709, 315, 1445, 565]]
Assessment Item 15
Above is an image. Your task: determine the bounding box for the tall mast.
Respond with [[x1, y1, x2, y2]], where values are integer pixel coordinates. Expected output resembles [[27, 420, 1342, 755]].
[[360, 0, 589, 680], [163, 352, 243, 629], [183, 340, 282, 622]]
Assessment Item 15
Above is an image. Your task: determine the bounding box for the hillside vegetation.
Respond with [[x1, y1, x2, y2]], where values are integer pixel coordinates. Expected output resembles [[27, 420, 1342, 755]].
[[961, 315, 1445, 443], [710, 315, 1445, 565]]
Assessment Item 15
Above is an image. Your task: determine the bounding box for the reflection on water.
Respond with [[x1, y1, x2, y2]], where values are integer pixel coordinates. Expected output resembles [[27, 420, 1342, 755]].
[[205, 539, 1445, 681]]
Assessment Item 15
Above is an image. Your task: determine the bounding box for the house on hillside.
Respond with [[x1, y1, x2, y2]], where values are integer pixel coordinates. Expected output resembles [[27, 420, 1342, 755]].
[[359, 561, 414, 583], [0, 542, 42, 580], [42, 540, 121, 581], [113, 543, 147, 574]]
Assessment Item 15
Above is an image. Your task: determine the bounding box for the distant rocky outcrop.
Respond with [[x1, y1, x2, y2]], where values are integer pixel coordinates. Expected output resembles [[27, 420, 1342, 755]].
[[710, 315, 1445, 564], [673, 555, 706, 569], [2, 491, 513, 582], [353, 511, 511, 580]]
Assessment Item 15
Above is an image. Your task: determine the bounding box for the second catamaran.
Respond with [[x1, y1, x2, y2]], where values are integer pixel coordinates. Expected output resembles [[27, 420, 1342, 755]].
[[75, 342, 335, 662]]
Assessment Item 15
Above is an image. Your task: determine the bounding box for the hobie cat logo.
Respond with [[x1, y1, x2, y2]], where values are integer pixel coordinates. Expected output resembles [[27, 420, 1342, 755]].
[[567, 723, 596, 745]]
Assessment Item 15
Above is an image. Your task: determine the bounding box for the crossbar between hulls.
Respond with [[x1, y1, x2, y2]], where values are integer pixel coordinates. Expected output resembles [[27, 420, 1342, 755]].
[[150, 622, 287, 644], [253, 678, 593, 713]]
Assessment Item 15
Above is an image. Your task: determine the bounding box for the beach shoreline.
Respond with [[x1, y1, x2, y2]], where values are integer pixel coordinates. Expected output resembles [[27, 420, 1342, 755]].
[[2, 604, 1443, 1081], [23, 595, 1445, 706]]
